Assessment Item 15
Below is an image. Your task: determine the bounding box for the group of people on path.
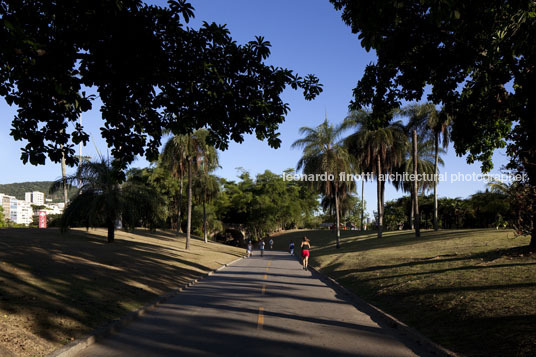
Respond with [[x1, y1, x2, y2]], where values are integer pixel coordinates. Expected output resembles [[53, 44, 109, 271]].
[[247, 238, 273, 257], [246, 236, 311, 270]]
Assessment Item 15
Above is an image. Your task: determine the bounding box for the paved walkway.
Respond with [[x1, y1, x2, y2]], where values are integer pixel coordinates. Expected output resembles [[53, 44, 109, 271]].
[[76, 251, 427, 356]]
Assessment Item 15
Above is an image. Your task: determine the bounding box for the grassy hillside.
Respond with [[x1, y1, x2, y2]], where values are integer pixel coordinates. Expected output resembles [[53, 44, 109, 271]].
[[271, 229, 536, 357], [0, 228, 244, 356], [0, 181, 77, 202]]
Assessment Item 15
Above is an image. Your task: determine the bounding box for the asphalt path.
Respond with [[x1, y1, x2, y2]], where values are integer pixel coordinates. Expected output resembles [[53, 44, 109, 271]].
[[75, 250, 428, 356]]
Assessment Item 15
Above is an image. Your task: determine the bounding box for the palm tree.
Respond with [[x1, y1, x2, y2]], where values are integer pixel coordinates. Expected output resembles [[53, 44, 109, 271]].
[[162, 132, 208, 249], [401, 103, 450, 231], [51, 158, 162, 243], [344, 109, 407, 238], [292, 118, 354, 248], [194, 129, 220, 243], [184, 132, 205, 250], [321, 180, 357, 220], [161, 135, 188, 233], [392, 138, 445, 229], [194, 173, 220, 242]]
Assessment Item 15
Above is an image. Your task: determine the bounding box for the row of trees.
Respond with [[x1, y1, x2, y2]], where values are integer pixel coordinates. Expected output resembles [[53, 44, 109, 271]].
[[0, 207, 6, 227], [54, 129, 327, 245], [292, 103, 448, 244], [330, 0, 536, 249], [384, 190, 511, 231]]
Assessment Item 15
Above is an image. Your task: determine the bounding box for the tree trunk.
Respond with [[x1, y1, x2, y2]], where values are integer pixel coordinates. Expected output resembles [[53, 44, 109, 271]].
[[413, 129, 421, 237], [335, 182, 341, 248], [433, 132, 439, 231], [61, 145, 68, 206], [410, 189, 415, 230], [107, 219, 115, 243], [531, 218, 536, 251], [377, 156, 383, 238], [381, 178, 385, 227], [178, 174, 183, 234], [203, 192, 208, 243], [186, 157, 192, 250], [361, 179, 365, 231]]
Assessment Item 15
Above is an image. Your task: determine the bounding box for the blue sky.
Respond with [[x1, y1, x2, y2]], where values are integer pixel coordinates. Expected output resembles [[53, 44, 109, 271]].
[[0, 0, 510, 215]]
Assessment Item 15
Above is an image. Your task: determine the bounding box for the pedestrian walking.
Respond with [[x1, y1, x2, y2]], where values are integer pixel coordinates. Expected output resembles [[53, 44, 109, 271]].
[[289, 241, 295, 255], [259, 239, 265, 257], [301, 237, 310, 270], [247, 241, 253, 257], [269, 238, 274, 250]]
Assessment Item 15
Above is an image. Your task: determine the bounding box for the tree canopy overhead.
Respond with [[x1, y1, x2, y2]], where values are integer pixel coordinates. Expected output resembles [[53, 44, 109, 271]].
[[330, 0, 535, 175], [1, 0, 322, 171]]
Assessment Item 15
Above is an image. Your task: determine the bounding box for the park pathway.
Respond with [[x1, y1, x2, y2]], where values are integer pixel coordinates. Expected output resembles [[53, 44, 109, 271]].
[[75, 250, 427, 356]]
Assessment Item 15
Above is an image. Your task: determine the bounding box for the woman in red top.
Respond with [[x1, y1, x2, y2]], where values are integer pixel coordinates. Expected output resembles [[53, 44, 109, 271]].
[[301, 236, 311, 270]]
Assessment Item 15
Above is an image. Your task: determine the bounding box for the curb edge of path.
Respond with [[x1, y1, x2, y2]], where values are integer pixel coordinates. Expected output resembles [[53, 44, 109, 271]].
[[46, 255, 245, 357], [306, 264, 459, 357]]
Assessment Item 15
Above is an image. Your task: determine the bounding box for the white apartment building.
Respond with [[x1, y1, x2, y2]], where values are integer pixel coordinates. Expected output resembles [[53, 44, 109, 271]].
[[0, 194, 33, 225], [25, 191, 45, 205], [1, 195, 16, 222], [15, 200, 33, 225]]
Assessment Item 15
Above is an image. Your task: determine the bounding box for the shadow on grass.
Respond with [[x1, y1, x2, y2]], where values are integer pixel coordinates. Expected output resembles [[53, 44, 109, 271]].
[[0, 227, 239, 349]]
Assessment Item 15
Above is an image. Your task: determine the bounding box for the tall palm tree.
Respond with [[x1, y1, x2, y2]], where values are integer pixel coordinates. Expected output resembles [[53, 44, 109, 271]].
[[392, 138, 445, 229], [163, 131, 214, 249], [360, 179, 365, 231], [292, 118, 354, 248], [344, 110, 407, 238], [184, 132, 205, 249], [320, 180, 357, 219], [194, 173, 220, 242], [161, 135, 188, 233], [51, 158, 162, 243], [401, 103, 450, 231], [194, 129, 220, 243]]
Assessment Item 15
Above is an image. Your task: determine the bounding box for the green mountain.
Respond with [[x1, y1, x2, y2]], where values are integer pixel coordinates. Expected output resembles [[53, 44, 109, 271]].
[[0, 181, 77, 203]]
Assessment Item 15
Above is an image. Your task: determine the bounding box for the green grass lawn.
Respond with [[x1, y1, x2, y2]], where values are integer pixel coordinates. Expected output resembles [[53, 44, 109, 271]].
[[271, 228, 536, 357], [0, 228, 244, 357]]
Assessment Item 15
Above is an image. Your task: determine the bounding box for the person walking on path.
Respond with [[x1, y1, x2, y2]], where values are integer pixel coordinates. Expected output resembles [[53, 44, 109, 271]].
[[247, 241, 253, 258], [269, 238, 274, 250], [289, 241, 295, 255], [301, 237, 310, 270], [259, 239, 265, 257]]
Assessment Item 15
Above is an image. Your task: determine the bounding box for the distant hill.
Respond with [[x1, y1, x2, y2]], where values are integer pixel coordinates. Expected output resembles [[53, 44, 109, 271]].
[[0, 181, 77, 202]]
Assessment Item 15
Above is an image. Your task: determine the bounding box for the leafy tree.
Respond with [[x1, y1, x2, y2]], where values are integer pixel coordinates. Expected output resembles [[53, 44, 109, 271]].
[[337, 194, 368, 228], [216, 170, 319, 240], [292, 118, 354, 248], [123, 168, 168, 230], [0, 207, 6, 228], [344, 110, 407, 238], [148, 163, 181, 230], [1, 1, 321, 173], [330, 0, 536, 248], [384, 201, 407, 231], [51, 159, 163, 243]]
